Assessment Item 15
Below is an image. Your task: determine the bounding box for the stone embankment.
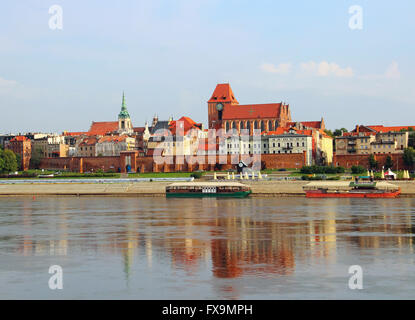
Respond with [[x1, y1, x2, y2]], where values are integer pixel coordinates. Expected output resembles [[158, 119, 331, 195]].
[[0, 180, 414, 196]]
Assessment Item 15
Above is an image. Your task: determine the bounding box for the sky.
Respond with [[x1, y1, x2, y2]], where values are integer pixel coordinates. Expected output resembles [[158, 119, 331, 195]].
[[0, 0, 414, 134]]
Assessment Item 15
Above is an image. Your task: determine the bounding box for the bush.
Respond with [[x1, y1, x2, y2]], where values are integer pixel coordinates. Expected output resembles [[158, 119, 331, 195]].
[[351, 165, 366, 174], [190, 172, 203, 179], [54, 172, 118, 178], [327, 176, 340, 180]]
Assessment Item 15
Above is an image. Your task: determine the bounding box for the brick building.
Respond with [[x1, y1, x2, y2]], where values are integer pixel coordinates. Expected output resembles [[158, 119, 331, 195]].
[[7, 136, 31, 171], [207, 83, 292, 133]]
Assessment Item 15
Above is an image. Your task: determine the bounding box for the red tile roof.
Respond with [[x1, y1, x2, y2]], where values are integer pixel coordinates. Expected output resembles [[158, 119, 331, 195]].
[[64, 132, 87, 136], [169, 116, 202, 135], [287, 121, 323, 129], [97, 135, 129, 143], [265, 127, 313, 136], [295, 129, 313, 136], [88, 121, 118, 135], [222, 103, 285, 120], [367, 125, 415, 133], [133, 127, 145, 133], [265, 127, 287, 135], [79, 137, 98, 146], [208, 83, 239, 104], [11, 136, 29, 142]]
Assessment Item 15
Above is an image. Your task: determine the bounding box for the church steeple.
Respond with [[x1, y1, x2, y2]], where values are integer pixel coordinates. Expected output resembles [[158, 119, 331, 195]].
[[118, 91, 133, 134], [118, 91, 130, 119]]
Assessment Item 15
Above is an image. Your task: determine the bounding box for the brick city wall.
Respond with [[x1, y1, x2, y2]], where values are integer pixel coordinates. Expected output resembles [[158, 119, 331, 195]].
[[333, 153, 406, 170], [39, 152, 307, 172], [40, 156, 121, 172]]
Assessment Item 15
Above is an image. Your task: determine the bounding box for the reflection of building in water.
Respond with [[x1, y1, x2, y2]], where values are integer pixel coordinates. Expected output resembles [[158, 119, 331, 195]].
[[345, 199, 415, 254], [18, 198, 69, 256], [210, 203, 296, 278], [166, 202, 212, 275], [306, 205, 337, 263]]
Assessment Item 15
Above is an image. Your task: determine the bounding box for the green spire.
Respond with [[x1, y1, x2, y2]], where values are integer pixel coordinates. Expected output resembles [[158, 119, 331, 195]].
[[118, 91, 130, 119]]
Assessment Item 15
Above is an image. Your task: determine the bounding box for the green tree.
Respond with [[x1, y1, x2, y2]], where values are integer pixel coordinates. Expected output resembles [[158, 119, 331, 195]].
[[30, 147, 43, 169], [333, 128, 348, 137], [368, 154, 378, 170], [324, 129, 334, 138], [0, 149, 4, 172], [403, 147, 415, 168], [384, 156, 393, 169], [0, 149, 18, 173], [351, 165, 365, 174], [15, 153, 22, 171]]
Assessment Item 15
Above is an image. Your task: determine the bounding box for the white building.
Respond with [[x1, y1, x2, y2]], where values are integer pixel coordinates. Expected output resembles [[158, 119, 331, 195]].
[[95, 135, 136, 156], [219, 132, 313, 165]]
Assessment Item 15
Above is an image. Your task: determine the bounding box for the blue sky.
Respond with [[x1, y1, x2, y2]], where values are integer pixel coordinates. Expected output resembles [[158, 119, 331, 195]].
[[0, 0, 414, 133]]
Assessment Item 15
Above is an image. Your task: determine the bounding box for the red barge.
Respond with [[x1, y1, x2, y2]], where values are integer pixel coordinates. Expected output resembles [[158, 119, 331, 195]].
[[303, 178, 401, 198]]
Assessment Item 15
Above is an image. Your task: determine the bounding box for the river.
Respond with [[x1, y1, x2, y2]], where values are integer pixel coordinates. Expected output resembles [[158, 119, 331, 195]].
[[0, 196, 414, 299]]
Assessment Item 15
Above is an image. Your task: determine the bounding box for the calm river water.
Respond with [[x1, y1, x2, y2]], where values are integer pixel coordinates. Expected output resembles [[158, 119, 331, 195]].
[[0, 196, 414, 299]]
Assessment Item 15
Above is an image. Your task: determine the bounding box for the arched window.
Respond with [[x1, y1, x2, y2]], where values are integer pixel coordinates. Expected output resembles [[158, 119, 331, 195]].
[[268, 120, 273, 131], [231, 121, 235, 129], [254, 121, 258, 129], [275, 120, 279, 129], [247, 121, 251, 133], [226, 121, 230, 132], [240, 121, 244, 129], [261, 121, 265, 132]]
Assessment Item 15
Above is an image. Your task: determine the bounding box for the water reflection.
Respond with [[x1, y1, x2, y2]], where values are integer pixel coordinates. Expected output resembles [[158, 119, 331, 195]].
[[1, 196, 415, 298]]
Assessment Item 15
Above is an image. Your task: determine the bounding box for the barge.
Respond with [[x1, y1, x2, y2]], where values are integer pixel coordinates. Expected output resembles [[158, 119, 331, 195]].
[[303, 180, 401, 198], [166, 182, 252, 198]]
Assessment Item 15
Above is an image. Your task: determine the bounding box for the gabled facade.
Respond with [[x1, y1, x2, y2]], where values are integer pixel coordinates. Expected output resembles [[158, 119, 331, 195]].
[[207, 83, 292, 132]]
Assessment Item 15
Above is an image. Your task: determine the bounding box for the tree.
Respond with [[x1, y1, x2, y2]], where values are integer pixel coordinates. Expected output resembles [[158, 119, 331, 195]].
[[403, 147, 415, 168], [351, 165, 365, 174], [324, 129, 334, 138], [384, 155, 393, 169], [368, 154, 378, 170], [333, 128, 348, 137], [15, 153, 22, 171], [30, 147, 43, 169], [0, 149, 4, 172], [0, 149, 18, 173]]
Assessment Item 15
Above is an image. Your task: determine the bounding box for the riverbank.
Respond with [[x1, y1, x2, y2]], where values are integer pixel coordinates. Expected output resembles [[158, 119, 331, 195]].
[[1, 180, 415, 197]]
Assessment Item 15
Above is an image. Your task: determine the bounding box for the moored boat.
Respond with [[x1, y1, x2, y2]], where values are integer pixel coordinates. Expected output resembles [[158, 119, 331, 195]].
[[303, 180, 401, 198], [166, 182, 252, 198]]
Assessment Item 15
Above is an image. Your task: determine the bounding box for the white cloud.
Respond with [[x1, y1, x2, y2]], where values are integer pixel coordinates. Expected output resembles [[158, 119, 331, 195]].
[[384, 61, 400, 79], [260, 63, 292, 75], [300, 61, 354, 77], [0, 77, 17, 87]]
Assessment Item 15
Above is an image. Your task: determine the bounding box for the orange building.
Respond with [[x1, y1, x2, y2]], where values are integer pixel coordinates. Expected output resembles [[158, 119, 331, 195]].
[[7, 136, 31, 171], [207, 83, 292, 133]]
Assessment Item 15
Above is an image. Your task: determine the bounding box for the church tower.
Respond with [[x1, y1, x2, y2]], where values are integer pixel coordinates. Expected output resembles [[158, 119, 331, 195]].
[[118, 92, 133, 134], [207, 83, 239, 129]]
